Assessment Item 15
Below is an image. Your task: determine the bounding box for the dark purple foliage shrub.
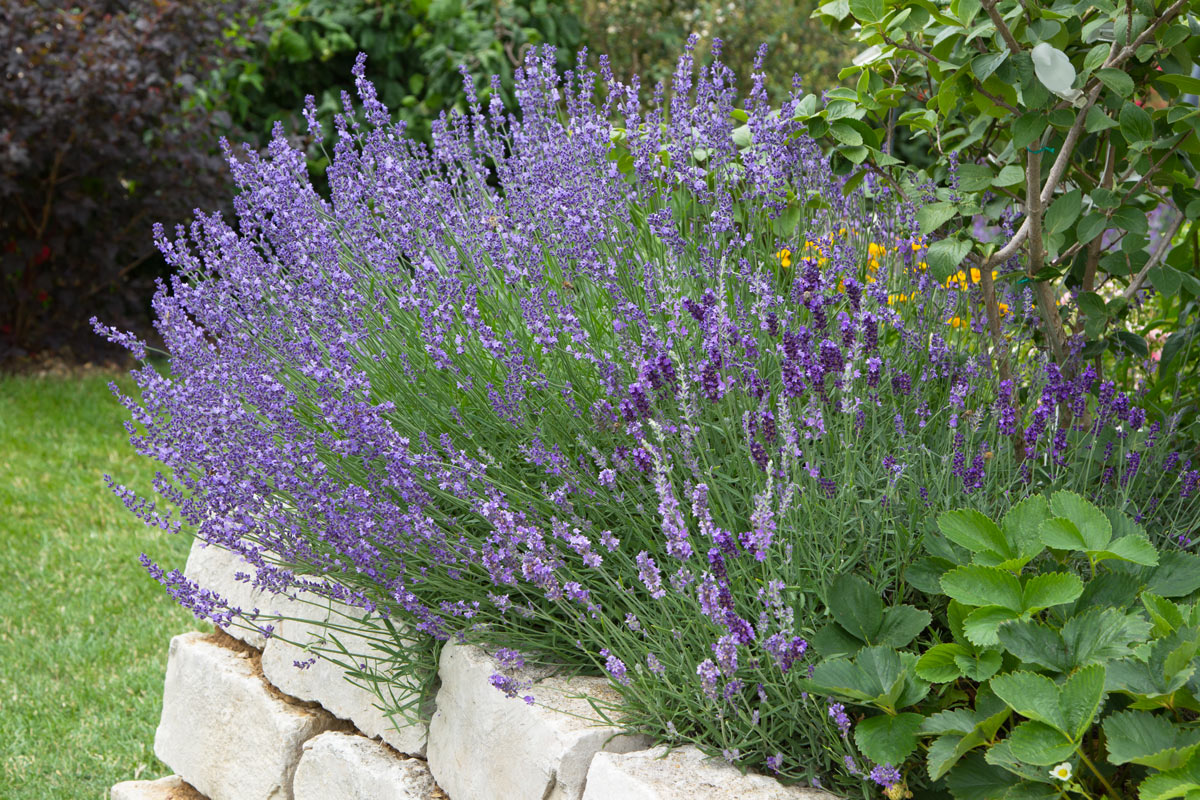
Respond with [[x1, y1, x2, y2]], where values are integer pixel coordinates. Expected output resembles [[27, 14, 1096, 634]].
[[98, 41, 1200, 791], [0, 0, 251, 363]]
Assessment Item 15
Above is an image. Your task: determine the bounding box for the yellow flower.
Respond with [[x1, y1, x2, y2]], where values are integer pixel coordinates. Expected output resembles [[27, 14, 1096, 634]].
[[1050, 763, 1072, 782], [888, 293, 908, 305], [946, 316, 968, 329], [998, 302, 1010, 317], [776, 248, 791, 269], [868, 242, 886, 258]]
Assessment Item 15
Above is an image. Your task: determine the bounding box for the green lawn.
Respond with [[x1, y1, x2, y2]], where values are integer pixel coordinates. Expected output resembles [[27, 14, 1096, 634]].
[[0, 369, 206, 799]]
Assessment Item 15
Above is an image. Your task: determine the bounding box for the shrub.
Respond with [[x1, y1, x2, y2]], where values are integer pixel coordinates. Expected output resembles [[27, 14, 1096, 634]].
[[802, 0, 1200, 424], [805, 492, 1200, 798], [203, 0, 583, 156], [0, 0, 251, 364], [98, 42, 1200, 794]]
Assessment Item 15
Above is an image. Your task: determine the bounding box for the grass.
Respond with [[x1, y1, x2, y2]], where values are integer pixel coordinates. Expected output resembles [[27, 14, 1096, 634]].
[[0, 368, 206, 800]]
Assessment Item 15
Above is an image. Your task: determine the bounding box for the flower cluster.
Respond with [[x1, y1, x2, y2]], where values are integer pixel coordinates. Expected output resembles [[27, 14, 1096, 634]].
[[98, 40, 1198, 794]]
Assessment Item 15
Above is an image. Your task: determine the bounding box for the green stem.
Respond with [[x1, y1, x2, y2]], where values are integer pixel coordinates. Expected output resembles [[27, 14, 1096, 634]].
[[1076, 747, 1120, 800]]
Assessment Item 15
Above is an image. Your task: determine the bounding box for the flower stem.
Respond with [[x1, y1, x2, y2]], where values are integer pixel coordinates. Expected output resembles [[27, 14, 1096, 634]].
[[1076, 747, 1120, 800]]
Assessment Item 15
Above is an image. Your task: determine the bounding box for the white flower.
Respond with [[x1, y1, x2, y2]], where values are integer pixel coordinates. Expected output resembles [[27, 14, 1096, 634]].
[[1031, 43, 1084, 105], [1050, 762, 1073, 781]]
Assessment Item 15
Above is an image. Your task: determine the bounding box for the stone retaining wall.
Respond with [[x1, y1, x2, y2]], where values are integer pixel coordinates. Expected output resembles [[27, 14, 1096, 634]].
[[110, 541, 835, 800]]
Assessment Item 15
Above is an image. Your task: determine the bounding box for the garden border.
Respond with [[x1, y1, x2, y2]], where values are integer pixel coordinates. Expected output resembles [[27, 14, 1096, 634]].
[[109, 540, 838, 800]]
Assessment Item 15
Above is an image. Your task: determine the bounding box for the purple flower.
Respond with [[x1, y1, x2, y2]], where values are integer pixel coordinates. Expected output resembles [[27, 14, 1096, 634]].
[[828, 702, 851, 737], [600, 648, 630, 686], [636, 551, 666, 599], [697, 659, 721, 702]]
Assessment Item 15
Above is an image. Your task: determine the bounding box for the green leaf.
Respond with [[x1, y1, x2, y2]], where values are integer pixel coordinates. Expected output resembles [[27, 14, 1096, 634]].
[[964, 605, 1021, 647], [917, 643, 971, 682], [1013, 113, 1048, 150], [1085, 105, 1120, 133], [1007, 720, 1078, 765], [1120, 101, 1155, 146], [1156, 73, 1200, 96], [954, 649, 1004, 681], [990, 671, 1067, 730], [927, 731, 991, 782], [973, 52, 1009, 84], [1044, 189, 1082, 234], [807, 659, 877, 702], [854, 712, 925, 764], [946, 753, 1021, 800], [1091, 534, 1159, 566], [939, 509, 1012, 561], [942, 566, 1024, 610], [877, 605, 933, 648], [1103, 709, 1200, 770], [829, 120, 864, 146], [957, 163, 995, 192], [1021, 572, 1084, 613], [1049, 492, 1112, 549], [921, 708, 980, 735], [848, 0, 885, 22], [1111, 205, 1149, 235], [827, 573, 883, 643], [1096, 68, 1135, 98], [1144, 593, 1186, 636], [1146, 552, 1200, 598], [1076, 212, 1108, 244], [1061, 608, 1152, 668], [811, 622, 866, 658], [927, 238, 974, 281], [1082, 43, 1109, 75], [918, 202, 959, 235], [1138, 758, 1200, 800], [998, 496, 1050, 569], [984, 739, 1057, 785], [997, 620, 1070, 672], [1060, 663, 1106, 739], [994, 165, 1025, 186]]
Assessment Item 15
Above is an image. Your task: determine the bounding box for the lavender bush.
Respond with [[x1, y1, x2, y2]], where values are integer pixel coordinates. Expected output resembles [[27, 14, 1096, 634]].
[[97, 40, 1200, 796]]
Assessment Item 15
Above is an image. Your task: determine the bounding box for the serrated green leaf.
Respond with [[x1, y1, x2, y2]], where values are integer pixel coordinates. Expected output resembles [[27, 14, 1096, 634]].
[[943, 566, 1024, 610], [1049, 491, 1112, 549], [917, 642, 970, 682], [1092, 534, 1159, 566], [1061, 663, 1106, 739], [1061, 607, 1152, 667], [855, 712, 924, 764], [954, 649, 1004, 681], [1147, 552, 1200, 598], [1008, 720, 1078, 765], [984, 739, 1056, 785], [808, 658, 877, 701], [927, 731, 990, 782], [922, 708, 980, 735], [997, 620, 1070, 672], [946, 752, 1018, 800], [997, 496, 1049, 568], [991, 671, 1068, 730], [1104, 709, 1200, 770], [1022, 572, 1084, 613], [1138, 758, 1200, 800], [939, 509, 1012, 561], [964, 605, 1021, 647]]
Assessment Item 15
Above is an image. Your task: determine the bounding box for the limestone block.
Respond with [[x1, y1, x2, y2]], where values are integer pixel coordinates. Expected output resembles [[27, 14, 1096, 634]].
[[427, 642, 651, 800], [292, 732, 436, 800], [261, 604, 428, 756], [110, 774, 206, 800], [582, 746, 839, 800], [155, 632, 340, 800], [184, 539, 302, 649]]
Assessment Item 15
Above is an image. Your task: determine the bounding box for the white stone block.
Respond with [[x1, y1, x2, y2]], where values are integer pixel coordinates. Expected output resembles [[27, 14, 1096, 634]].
[[261, 603, 428, 756], [428, 642, 651, 800], [184, 539, 303, 649], [582, 746, 839, 800], [292, 732, 435, 800], [110, 774, 206, 800], [155, 632, 339, 800]]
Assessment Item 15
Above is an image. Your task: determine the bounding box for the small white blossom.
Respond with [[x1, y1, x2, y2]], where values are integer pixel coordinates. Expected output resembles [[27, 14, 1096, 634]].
[[1050, 762, 1073, 782]]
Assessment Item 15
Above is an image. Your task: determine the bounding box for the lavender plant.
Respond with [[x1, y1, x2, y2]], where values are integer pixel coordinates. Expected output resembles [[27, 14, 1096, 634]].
[[97, 40, 1200, 795]]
